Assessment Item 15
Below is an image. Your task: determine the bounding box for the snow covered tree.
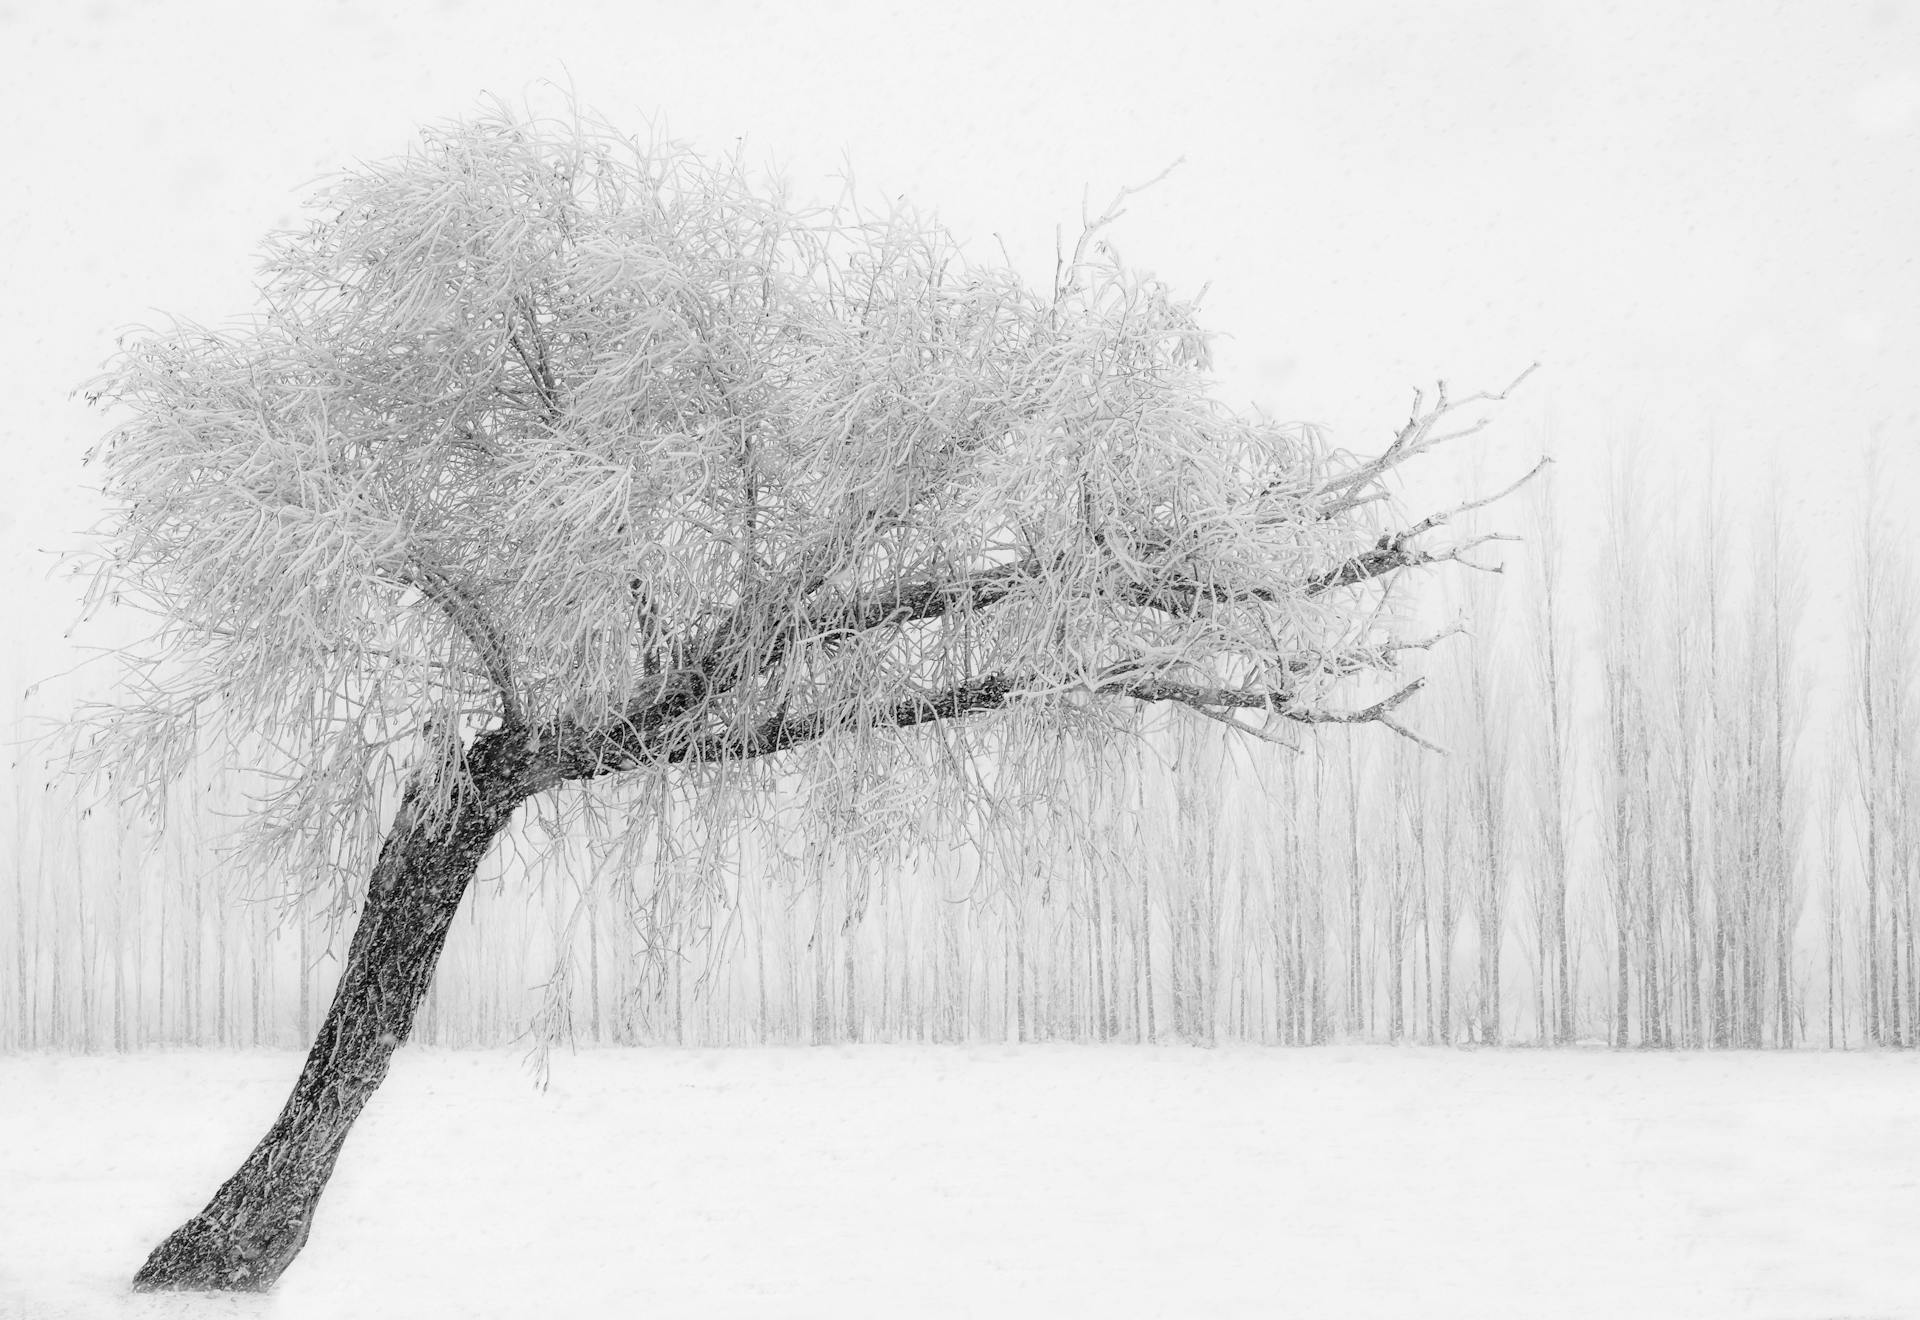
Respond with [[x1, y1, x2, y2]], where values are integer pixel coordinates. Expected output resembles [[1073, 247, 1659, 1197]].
[[73, 102, 1529, 1291]]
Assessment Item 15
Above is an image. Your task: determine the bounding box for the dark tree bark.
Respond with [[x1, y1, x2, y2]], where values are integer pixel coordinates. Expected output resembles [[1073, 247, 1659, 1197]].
[[132, 727, 549, 1292]]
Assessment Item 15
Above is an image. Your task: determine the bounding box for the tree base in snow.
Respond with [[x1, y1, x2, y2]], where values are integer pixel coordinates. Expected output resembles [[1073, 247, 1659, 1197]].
[[131, 1195, 316, 1292]]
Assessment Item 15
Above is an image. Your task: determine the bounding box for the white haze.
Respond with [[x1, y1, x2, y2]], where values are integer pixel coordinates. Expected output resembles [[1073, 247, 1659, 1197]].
[[3, 0, 1918, 713]]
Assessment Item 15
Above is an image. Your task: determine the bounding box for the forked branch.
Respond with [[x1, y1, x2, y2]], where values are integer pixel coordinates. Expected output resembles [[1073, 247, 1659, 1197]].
[[1306, 455, 1552, 596], [1314, 364, 1538, 517], [395, 562, 525, 729]]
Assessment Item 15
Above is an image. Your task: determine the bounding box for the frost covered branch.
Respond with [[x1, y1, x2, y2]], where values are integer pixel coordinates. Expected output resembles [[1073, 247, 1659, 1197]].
[[70, 100, 1531, 895]]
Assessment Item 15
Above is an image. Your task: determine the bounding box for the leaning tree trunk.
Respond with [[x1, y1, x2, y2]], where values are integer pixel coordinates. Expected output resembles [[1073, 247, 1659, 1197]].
[[132, 728, 546, 1292]]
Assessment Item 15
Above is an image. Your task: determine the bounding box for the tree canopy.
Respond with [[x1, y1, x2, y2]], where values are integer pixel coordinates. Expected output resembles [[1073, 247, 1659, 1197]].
[[75, 102, 1529, 909]]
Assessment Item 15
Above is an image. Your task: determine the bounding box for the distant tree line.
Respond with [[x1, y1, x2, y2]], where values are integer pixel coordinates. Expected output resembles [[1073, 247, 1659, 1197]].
[[5, 443, 1914, 1052]]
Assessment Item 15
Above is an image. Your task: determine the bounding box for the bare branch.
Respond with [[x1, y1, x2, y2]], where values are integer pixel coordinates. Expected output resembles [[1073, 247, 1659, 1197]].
[[1185, 704, 1301, 752], [1100, 672, 1427, 729], [508, 292, 563, 422], [1275, 676, 1427, 727], [1401, 456, 1554, 542], [1378, 715, 1448, 755], [393, 562, 525, 729], [1056, 159, 1185, 302], [1315, 364, 1538, 516], [1305, 459, 1549, 596], [671, 671, 1028, 767]]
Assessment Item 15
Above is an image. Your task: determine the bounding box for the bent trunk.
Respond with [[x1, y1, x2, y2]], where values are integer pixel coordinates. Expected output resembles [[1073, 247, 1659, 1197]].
[[132, 729, 544, 1292]]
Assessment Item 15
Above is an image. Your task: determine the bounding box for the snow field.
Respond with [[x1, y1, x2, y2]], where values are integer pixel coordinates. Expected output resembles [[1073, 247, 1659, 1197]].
[[2, 1046, 1916, 1319]]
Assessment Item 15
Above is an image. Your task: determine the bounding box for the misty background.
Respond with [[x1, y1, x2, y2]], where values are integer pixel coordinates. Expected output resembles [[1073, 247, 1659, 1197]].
[[3, 0, 1918, 1054]]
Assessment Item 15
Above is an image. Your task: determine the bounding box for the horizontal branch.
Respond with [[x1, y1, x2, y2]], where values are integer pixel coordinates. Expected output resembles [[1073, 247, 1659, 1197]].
[[550, 645, 1439, 781], [672, 672, 1028, 765], [669, 453, 1546, 688], [794, 559, 1039, 647], [679, 557, 1043, 696], [1103, 673, 1424, 725], [1303, 536, 1450, 596]]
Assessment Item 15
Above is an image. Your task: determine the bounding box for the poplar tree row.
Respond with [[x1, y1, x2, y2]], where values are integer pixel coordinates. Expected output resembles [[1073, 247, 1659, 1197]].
[[5, 443, 1913, 1051]]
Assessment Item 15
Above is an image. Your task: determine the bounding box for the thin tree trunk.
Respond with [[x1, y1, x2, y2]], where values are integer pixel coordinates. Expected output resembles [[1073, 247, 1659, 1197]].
[[1892, 903, 1905, 1048], [155, 846, 168, 1047], [1388, 899, 1404, 1043], [130, 816, 145, 1049], [811, 893, 831, 1044], [1865, 603, 1883, 1046], [252, 898, 268, 1049], [1140, 844, 1155, 1045], [845, 936, 860, 1043], [1557, 869, 1573, 1043], [11, 747, 30, 1050], [1105, 862, 1122, 1040], [587, 890, 602, 1044], [1827, 891, 1837, 1049], [1609, 692, 1632, 1048], [1345, 742, 1363, 1039], [1439, 881, 1454, 1047], [1388, 774, 1405, 1045], [1090, 881, 1109, 1041], [296, 902, 311, 1044], [1639, 777, 1662, 1047], [46, 821, 64, 1047], [1712, 913, 1730, 1049], [1168, 902, 1186, 1039], [214, 883, 228, 1048], [186, 848, 202, 1046], [1419, 858, 1433, 1046], [1906, 853, 1918, 1048], [132, 730, 541, 1292], [114, 821, 129, 1053], [1534, 877, 1547, 1047], [14, 834, 30, 1050], [1678, 759, 1701, 1048], [754, 894, 769, 1044]]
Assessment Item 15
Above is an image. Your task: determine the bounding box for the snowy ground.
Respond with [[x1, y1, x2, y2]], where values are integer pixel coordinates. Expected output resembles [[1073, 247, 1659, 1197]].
[[1, 1046, 1915, 1320]]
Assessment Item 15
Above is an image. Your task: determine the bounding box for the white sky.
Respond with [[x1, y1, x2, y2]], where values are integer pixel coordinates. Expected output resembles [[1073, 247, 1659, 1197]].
[[2, 0, 1916, 711]]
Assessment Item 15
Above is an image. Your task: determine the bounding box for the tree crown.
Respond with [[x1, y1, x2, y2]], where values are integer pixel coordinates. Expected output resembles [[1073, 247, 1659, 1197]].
[[74, 101, 1528, 900]]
